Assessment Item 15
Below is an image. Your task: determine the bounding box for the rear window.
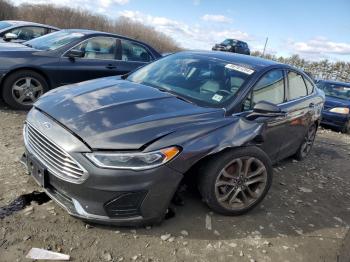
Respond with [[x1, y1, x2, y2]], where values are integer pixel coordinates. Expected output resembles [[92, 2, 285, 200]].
[[287, 71, 307, 100], [0, 21, 12, 30]]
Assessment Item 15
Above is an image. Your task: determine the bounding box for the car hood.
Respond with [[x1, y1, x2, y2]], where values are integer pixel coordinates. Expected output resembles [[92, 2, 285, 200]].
[[324, 95, 350, 109], [34, 77, 225, 150], [0, 42, 36, 51]]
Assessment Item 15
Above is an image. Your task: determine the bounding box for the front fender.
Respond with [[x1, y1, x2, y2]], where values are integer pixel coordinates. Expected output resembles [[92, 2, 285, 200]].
[[164, 116, 264, 173]]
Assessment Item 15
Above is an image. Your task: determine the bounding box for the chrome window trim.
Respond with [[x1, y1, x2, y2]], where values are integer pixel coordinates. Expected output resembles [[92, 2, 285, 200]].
[[120, 39, 154, 63], [61, 36, 119, 61], [62, 36, 155, 62]]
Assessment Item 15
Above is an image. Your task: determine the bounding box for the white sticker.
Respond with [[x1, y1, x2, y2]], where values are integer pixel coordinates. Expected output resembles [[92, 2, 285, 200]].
[[225, 64, 255, 75], [212, 94, 223, 102]]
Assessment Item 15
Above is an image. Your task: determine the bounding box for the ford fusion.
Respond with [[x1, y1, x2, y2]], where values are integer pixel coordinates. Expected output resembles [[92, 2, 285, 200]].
[[22, 51, 324, 225]]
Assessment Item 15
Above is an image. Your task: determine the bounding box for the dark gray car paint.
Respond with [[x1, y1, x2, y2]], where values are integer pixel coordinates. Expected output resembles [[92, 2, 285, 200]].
[[24, 51, 325, 225]]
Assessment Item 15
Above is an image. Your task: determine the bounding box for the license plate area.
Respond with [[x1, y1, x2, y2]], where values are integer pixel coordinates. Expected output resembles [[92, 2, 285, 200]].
[[27, 154, 48, 188]]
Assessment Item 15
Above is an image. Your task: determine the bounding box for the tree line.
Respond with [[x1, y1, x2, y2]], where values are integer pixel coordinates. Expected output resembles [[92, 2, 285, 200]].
[[251, 52, 350, 83], [0, 0, 181, 53]]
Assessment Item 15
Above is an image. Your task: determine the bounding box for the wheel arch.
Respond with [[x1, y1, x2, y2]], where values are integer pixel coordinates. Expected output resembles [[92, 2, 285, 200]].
[[0, 67, 52, 91]]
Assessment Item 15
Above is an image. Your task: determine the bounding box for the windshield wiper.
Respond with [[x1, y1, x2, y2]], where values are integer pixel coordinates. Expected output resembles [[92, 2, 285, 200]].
[[23, 43, 32, 48], [157, 87, 194, 104]]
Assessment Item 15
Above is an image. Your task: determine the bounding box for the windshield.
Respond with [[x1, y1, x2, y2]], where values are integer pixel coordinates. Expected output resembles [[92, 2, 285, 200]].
[[127, 52, 252, 107], [221, 39, 236, 46], [318, 82, 350, 100], [0, 21, 12, 30], [24, 30, 85, 51]]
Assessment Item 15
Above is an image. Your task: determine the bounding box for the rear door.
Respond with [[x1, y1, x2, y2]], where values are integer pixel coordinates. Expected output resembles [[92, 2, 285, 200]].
[[114, 39, 154, 74], [58, 36, 119, 85], [240, 69, 287, 160], [277, 70, 314, 159]]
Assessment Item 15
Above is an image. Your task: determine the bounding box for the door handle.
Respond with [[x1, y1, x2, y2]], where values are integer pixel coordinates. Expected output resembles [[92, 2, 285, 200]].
[[309, 103, 315, 108], [106, 64, 117, 69]]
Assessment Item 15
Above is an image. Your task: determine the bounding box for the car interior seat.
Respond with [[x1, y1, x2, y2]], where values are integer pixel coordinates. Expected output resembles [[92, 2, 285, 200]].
[[85, 42, 101, 59], [200, 67, 226, 94]]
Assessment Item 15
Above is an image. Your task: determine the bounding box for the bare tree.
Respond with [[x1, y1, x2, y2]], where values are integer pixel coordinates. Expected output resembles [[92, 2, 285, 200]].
[[0, 0, 16, 20]]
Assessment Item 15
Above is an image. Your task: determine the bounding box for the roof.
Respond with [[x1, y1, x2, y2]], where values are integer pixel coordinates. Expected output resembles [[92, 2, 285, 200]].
[[317, 79, 350, 87], [181, 50, 282, 71], [2, 20, 59, 29]]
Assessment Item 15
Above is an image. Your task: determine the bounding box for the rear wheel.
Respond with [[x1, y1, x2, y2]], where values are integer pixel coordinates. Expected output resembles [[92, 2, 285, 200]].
[[2, 70, 48, 110], [295, 124, 317, 160], [198, 147, 273, 215]]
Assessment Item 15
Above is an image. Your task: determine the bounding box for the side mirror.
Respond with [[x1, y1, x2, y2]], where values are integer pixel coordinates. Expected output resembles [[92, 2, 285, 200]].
[[66, 49, 85, 59], [3, 33, 18, 41], [246, 101, 286, 120]]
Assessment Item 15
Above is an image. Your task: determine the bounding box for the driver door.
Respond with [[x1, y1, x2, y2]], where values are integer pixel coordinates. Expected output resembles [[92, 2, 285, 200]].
[[58, 37, 120, 86], [241, 69, 288, 161]]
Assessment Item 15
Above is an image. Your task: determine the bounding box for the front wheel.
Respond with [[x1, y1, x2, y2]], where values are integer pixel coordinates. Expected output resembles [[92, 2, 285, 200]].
[[2, 70, 48, 110], [198, 146, 273, 215]]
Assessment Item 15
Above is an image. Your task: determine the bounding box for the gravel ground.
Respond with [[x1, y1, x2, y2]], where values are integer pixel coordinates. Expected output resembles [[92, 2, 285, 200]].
[[0, 105, 350, 262]]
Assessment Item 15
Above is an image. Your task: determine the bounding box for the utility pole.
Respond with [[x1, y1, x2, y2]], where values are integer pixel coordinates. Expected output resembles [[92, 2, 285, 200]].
[[262, 37, 268, 57]]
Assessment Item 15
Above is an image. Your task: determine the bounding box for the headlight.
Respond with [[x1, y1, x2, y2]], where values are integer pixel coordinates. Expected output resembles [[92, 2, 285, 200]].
[[85, 146, 180, 170], [329, 107, 349, 114]]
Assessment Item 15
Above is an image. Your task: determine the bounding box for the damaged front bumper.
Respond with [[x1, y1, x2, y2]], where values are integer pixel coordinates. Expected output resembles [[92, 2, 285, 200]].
[[21, 109, 183, 226], [21, 149, 183, 226]]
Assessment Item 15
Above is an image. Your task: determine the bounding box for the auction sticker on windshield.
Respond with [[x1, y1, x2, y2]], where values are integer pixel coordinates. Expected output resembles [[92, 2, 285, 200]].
[[225, 64, 255, 75], [212, 94, 223, 102]]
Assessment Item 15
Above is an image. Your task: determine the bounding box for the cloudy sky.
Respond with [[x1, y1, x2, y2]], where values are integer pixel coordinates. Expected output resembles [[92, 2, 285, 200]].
[[12, 0, 350, 61]]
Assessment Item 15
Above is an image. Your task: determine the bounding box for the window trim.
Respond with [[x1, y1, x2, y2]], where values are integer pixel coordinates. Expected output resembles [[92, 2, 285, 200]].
[[63, 36, 155, 62], [246, 68, 287, 110], [302, 76, 315, 95], [286, 69, 312, 102], [121, 39, 154, 63], [5, 25, 49, 40], [62, 36, 119, 61]]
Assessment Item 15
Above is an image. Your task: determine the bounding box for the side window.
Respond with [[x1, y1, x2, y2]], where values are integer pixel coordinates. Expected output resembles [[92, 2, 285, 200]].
[[8, 26, 47, 41], [75, 37, 116, 60], [304, 78, 314, 94], [251, 70, 285, 106], [287, 71, 308, 100], [121, 40, 152, 62]]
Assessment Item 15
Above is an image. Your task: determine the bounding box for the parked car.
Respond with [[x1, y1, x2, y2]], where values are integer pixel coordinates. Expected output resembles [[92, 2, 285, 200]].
[[0, 29, 161, 110], [212, 39, 250, 55], [0, 20, 59, 43], [316, 79, 350, 133], [21, 51, 324, 226]]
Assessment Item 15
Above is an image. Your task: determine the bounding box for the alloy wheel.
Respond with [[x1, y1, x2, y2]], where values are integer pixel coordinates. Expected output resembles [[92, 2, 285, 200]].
[[11, 77, 43, 106], [214, 157, 268, 211], [300, 125, 316, 158]]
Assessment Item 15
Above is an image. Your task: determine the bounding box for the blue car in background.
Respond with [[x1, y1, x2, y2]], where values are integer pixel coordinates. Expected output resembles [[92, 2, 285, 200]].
[[316, 79, 350, 133]]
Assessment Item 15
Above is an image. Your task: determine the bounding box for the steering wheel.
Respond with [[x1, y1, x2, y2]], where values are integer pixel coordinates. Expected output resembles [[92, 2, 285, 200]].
[[216, 90, 231, 96]]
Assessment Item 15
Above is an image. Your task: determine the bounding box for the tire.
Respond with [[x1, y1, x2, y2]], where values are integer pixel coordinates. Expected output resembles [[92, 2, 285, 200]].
[[341, 120, 350, 134], [294, 124, 317, 161], [2, 70, 49, 110], [198, 146, 273, 216]]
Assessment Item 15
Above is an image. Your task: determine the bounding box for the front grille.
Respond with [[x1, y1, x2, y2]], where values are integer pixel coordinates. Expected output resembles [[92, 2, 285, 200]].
[[25, 123, 86, 183]]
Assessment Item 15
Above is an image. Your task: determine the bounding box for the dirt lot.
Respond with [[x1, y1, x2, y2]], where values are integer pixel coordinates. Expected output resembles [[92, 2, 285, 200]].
[[0, 104, 350, 262]]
